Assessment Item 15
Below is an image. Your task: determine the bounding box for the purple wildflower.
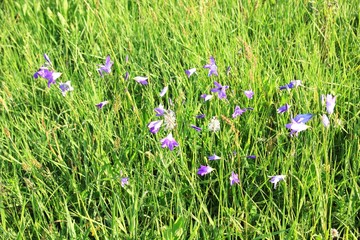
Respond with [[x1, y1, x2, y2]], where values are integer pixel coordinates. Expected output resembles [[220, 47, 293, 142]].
[[244, 90, 254, 99], [185, 68, 196, 78], [268, 175, 286, 189], [43, 54, 52, 66], [232, 106, 246, 118], [286, 118, 310, 136], [246, 155, 256, 159], [154, 105, 165, 116], [121, 177, 129, 187], [124, 72, 129, 81], [197, 165, 214, 176], [321, 114, 330, 128], [59, 81, 74, 96], [160, 86, 168, 97], [34, 68, 62, 88], [160, 133, 179, 151], [196, 114, 205, 119], [279, 80, 302, 90], [203, 56, 218, 77], [230, 172, 240, 186], [148, 120, 163, 134], [97, 55, 113, 77], [208, 154, 221, 161], [201, 94, 213, 101], [277, 104, 290, 114], [211, 81, 229, 99], [190, 125, 202, 132], [325, 94, 336, 114], [134, 76, 148, 85], [96, 101, 109, 109], [294, 113, 313, 123]]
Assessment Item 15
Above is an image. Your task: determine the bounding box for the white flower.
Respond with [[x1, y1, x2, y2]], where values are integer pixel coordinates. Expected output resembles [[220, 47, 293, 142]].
[[208, 116, 220, 132], [268, 175, 286, 189], [164, 110, 176, 130], [59, 81, 74, 96]]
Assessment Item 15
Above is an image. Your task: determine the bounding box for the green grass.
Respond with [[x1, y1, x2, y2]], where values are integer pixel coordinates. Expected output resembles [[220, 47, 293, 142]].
[[1, 0, 359, 239]]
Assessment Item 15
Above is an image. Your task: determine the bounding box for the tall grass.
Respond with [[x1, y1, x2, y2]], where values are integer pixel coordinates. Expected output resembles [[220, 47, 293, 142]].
[[1, 0, 359, 239]]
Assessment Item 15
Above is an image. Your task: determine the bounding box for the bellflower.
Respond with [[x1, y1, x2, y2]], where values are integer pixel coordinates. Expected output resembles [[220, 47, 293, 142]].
[[286, 118, 310, 136], [190, 125, 202, 132], [268, 175, 286, 189], [277, 104, 290, 114], [244, 90, 254, 99], [154, 104, 165, 116], [34, 68, 62, 88], [160, 86, 168, 97], [211, 81, 229, 99], [325, 94, 336, 114], [97, 55, 113, 77], [232, 106, 246, 118], [246, 155, 256, 159], [197, 165, 214, 176], [134, 76, 148, 85], [279, 80, 302, 90], [321, 114, 330, 128], [96, 101, 109, 109], [121, 177, 129, 187], [196, 114, 206, 119], [59, 81, 74, 96], [203, 56, 218, 77], [124, 72, 129, 81], [185, 68, 196, 78], [208, 154, 221, 161], [43, 53, 52, 66], [148, 120, 163, 134], [201, 94, 213, 101], [294, 113, 313, 123], [160, 133, 179, 151], [230, 172, 240, 186]]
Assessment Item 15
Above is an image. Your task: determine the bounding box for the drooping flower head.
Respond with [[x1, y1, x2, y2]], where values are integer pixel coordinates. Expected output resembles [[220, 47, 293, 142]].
[[59, 81, 74, 96], [277, 104, 290, 114], [232, 106, 246, 118], [197, 165, 214, 176], [160, 133, 179, 151], [268, 175, 286, 189], [190, 125, 202, 132], [134, 76, 148, 85], [208, 116, 220, 132], [230, 172, 240, 186], [208, 154, 221, 161], [96, 101, 109, 109], [148, 120, 163, 134], [244, 90, 254, 99], [154, 104, 165, 116], [121, 177, 129, 187], [324, 94, 336, 114], [97, 55, 113, 77], [211, 81, 229, 99], [203, 56, 218, 77], [321, 114, 330, 128], [185, 68, 196, 78], [201, 94, 213, 101]]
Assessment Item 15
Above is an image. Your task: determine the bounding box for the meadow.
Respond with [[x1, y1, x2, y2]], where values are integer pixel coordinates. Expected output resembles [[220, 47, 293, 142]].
[[0, 0, 359, 239]]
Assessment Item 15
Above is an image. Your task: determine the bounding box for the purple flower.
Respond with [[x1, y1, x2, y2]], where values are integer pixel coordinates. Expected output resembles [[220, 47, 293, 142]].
[[185, 68, 196, 78], [96, 101, 109, 109], [230, 172, 240, 186], [97, 55, 113, 77], [59, 81, 74, 96], [154, 105, 165, 116], [211, 81, 229, 99], [286, 119, 310, 136], [160, 133, 179, 151], [203, 56, 218, 77], [208, 154, 221, 161], [190, 125, 202, 132], [201, 94, 213, 101], [277, 104, 290, 114], [124, 72, 129, 81], [246, 155, 256, 159], [232, 106, 246, 118], [325, 94, 336, 114], [43, 53, 52, 66], [121, 177, 129, 187], [148, 120, 163, 134], [294, 113, 313, 123], [244, 90, 254, 99], [34, 68, 62, 88], [134, 76, 148, 85], [279, 80, 302, 90], [268, 175, 286, 189], [160, 86, 168, 97], [321, 114, 330, 128], [226, 66, 231, 76], [197, 165, 214, 176], [196, 114, 205, 119]]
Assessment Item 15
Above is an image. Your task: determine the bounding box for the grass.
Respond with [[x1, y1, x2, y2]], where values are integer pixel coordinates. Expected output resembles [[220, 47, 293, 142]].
[[0, 0, 359, 239]]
